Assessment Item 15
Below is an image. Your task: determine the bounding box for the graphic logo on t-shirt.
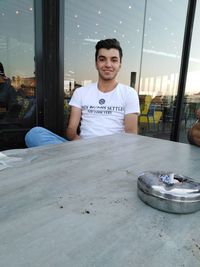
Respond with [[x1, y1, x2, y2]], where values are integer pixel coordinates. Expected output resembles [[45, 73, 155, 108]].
[[99, 99, 105, 105]]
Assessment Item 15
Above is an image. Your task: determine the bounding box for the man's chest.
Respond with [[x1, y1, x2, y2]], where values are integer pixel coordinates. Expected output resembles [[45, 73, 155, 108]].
[[81, 90, 125, 115]]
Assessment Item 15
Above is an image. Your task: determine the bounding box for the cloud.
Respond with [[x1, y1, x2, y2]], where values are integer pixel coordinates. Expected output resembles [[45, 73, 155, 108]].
[[143, 48, 200, 63]]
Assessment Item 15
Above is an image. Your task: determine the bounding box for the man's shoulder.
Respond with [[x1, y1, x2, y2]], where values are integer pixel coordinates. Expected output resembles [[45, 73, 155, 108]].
[[117, 83, 138, 94], [79, 82, 97, 90], [75, 83, 97, 93]]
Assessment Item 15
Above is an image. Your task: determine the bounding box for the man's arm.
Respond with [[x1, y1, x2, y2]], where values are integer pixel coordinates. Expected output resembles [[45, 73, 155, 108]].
[[66, 106, 81, 140], [196, 109, 200, 119], [124, 113, 138, 134]]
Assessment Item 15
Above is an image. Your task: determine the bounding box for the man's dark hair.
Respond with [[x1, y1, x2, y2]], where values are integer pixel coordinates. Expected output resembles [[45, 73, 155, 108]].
[[95, 38, 123, 62]]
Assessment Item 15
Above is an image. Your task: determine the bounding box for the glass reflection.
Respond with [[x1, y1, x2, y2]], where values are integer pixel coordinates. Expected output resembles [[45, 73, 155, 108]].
[[138, 0, 188, 140], [65, 0, 193, 143], [0, 0, 35, 150], [184, 0, 200, 145], [65, 0, 145, 94]]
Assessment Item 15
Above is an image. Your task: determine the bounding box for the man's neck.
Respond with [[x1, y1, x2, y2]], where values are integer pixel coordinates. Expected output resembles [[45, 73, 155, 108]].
[[97, 80, 118, 93]]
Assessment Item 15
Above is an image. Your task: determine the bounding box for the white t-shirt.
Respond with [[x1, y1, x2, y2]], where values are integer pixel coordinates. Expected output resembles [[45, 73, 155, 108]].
[[69, 83, 140, 139]]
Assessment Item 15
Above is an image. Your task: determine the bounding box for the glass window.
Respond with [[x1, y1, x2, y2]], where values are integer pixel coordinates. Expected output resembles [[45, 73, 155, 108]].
[[183, 1, 200, 145], [138, 0, 188, 140], [65, 0, 146, 95], [64, 0, 147, 130], [64, 0, 190, 141], [0, 0, 35, 150]]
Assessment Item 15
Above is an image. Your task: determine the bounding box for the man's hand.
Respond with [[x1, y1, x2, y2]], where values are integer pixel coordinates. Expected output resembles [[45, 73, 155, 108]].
[[73, 134, 81, 141]]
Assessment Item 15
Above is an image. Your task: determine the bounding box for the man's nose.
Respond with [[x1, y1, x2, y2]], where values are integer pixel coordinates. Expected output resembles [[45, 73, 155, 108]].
[[105, 60, 112, 67]]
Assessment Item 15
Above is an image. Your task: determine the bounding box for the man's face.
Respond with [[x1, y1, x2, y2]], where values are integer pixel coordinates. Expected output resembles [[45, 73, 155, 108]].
[[96, 48, 121, 81]]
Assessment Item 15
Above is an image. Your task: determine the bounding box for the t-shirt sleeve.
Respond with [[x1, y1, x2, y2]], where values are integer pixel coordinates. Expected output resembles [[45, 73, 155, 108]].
[[125, 88, 140, 115], [69, 88, 82, 109]]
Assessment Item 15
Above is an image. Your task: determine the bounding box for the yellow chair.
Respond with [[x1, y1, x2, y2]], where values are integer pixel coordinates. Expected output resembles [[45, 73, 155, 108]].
[[139, 96, 162, 130], [140, 95, 152, 116]]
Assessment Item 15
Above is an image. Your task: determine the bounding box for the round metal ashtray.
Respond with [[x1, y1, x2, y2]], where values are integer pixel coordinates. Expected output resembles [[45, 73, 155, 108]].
[[137, 171, 200, 214]]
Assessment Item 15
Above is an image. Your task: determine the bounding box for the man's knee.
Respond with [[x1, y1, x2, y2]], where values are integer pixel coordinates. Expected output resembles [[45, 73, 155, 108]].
[[25, 126, 67, 147], [25, 127, 46, 147], [27, 126, 45, 135], [25, 126, 44, 140]]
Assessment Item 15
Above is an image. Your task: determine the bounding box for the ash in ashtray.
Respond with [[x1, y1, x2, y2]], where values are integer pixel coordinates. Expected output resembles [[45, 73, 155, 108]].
[[159, 173, 179, 185]]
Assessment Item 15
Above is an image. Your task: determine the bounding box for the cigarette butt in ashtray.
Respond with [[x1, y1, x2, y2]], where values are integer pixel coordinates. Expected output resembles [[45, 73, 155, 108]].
[[169, 173, 179, 184], [169, 173, 174, 183]]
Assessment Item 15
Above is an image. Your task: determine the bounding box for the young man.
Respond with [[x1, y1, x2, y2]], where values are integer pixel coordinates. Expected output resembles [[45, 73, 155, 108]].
[[25, 39, 140, 147]]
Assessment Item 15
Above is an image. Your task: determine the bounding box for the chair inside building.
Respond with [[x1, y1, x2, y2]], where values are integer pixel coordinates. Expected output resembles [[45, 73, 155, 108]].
[[139, 95, 163, 131]]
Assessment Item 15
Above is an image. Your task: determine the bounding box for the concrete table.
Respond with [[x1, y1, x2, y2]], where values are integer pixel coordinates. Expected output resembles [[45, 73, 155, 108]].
[[0, 133, 200, 267]]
